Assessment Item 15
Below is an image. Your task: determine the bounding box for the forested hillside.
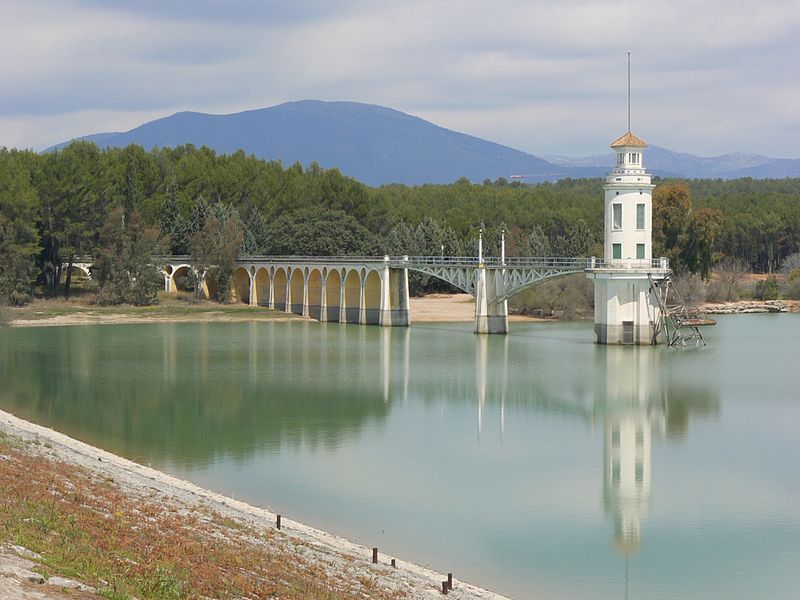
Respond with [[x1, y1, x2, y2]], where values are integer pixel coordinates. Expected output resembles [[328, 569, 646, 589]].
[[1, 142, 799, 305]]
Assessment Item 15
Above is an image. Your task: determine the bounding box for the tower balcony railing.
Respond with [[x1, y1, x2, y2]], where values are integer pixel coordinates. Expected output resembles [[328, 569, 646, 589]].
[[586, 257, 669, 271]]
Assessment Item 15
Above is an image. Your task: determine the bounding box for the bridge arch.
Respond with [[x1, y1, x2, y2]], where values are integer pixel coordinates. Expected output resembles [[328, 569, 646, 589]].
[[363, 270, 382, 325], [405, 262, 588, 302], [308, 269, 323, 320], [231, 267, 251, 304], [255, 268, 270, 307], [343, 269, 361, 323], [289, 268, 305, 315], [170, 264, 194, 295], [494, 268, 586, 302], [273, 268, 288, 311], [66, 264, 92, 280], [325, 270, 342, 322]]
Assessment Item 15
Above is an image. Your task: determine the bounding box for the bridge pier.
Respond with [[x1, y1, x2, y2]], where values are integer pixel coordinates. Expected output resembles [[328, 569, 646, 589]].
[[302, 271, 311, 318], [380, 266, 410, 327], [249, 268, 258, 306], [319, 279, 328, 322], [474, 267, 508, 334]]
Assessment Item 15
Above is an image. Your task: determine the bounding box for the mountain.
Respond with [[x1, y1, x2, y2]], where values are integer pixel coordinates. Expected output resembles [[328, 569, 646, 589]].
[[49, 100, 798, 185], [50, 101, 601, 186]]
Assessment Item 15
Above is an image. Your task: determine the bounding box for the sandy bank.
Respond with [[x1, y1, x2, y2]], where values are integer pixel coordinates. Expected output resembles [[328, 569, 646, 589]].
[[3, 294, 547, 328], [410, 293, 547, 323], [0, 408, 508, 599]]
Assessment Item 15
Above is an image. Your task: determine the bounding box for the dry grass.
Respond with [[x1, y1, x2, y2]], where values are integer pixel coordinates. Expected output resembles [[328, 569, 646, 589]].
[[0, 434, 403, 599], [0, 296, 301, 326]]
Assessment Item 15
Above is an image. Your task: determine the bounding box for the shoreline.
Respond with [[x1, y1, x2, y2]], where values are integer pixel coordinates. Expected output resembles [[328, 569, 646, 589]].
[[0, 407, 508, 599], [2, 295, 797, 330], [1, 293, 549, 328], [699, 299, 799, 314]]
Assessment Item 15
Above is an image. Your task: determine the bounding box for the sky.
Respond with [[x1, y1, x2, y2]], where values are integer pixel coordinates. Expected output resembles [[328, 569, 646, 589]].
[[1, 0, 798, 158]]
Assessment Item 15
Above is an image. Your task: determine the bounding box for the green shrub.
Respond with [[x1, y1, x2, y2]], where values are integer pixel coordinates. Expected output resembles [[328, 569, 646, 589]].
[[754, 276, 780, 300], [783, 269, 800, 300]]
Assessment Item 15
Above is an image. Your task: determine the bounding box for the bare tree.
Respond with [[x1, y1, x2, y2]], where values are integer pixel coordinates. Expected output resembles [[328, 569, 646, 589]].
[[779, 252, 800, 276], [716, 256, 749, 301], [780, 252, 800, 300]]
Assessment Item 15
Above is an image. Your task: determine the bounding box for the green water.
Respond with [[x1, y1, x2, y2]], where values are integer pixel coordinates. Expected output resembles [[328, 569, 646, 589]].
[[1, 317, 798, 599]]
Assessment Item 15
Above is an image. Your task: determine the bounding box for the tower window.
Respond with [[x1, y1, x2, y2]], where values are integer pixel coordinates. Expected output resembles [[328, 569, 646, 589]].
[[635, 461, 644, 483], [612, 204, 622, 229], [636, 204, 645, 229], [613, 243, 622, 260], [636, 244, 645, 260], [612, 461, 621, 485]]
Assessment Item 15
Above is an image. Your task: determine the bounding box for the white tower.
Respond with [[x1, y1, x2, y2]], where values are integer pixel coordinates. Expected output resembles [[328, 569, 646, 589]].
[[604, 131, 654, 263], [586, 56, 669, 344]]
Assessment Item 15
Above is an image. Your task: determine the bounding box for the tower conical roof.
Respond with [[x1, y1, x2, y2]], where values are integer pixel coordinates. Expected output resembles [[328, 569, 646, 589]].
[[610, 131, 648, 148]]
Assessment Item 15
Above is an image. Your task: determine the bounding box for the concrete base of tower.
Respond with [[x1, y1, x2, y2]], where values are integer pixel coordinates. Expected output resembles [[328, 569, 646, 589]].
[[586, 268, 667, 345]]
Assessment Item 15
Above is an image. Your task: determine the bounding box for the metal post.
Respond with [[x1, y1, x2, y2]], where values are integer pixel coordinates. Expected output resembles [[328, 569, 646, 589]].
[[478, 224, 484, 265], [500, 227, 506, 266]]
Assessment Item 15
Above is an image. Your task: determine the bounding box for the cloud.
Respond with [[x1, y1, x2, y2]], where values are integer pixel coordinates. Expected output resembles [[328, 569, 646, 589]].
[[1, 0, 798, 157]]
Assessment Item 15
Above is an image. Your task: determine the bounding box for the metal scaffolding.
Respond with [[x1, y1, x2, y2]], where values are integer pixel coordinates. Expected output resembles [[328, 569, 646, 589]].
[[649, 274, 716, 347]]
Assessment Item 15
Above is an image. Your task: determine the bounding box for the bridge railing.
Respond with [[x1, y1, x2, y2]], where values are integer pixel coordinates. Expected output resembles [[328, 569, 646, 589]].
[[153, 255, 669, 271]]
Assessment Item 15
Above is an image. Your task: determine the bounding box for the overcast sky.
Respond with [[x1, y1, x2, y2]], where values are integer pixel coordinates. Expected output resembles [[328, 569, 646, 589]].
[[2, 0, 798, 157]]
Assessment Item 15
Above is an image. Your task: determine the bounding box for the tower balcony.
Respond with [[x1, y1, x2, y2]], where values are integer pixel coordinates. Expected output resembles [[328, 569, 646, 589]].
[[585, 257, 670, 272]]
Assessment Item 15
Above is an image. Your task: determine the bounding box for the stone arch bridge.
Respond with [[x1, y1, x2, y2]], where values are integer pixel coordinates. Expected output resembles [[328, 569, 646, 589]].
[[160, 255, 641, 333]]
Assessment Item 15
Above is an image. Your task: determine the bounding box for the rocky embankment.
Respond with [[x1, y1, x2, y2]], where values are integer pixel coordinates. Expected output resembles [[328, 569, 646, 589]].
[[0, 545, 97, 599], [701, 300, 796, 314], [0, 409, 508, 600]]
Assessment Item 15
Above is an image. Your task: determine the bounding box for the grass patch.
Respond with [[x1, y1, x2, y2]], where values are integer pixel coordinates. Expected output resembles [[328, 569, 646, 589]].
[[0, 437, 403, 599]]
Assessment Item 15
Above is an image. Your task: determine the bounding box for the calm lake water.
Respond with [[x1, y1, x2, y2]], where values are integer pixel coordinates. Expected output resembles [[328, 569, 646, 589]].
[[1, 316, 799, 599]]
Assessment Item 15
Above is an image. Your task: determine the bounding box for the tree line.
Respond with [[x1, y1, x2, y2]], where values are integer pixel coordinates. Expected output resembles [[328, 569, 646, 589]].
[[1, 142, 798, 305]]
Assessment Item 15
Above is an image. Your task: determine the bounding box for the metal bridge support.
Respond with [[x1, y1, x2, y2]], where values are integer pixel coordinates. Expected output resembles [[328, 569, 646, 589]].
[[474, 267, 508, 334]]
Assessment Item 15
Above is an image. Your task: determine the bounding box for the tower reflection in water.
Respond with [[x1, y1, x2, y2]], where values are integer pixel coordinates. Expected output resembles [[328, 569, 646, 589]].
[[597, 348, 664, 558], [467, 335, 717, 567]]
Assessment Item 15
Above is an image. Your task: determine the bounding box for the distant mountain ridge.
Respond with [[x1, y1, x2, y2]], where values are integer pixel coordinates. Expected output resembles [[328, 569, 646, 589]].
[[545, 146, 800, 180], [49, 100, 799, 185]]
